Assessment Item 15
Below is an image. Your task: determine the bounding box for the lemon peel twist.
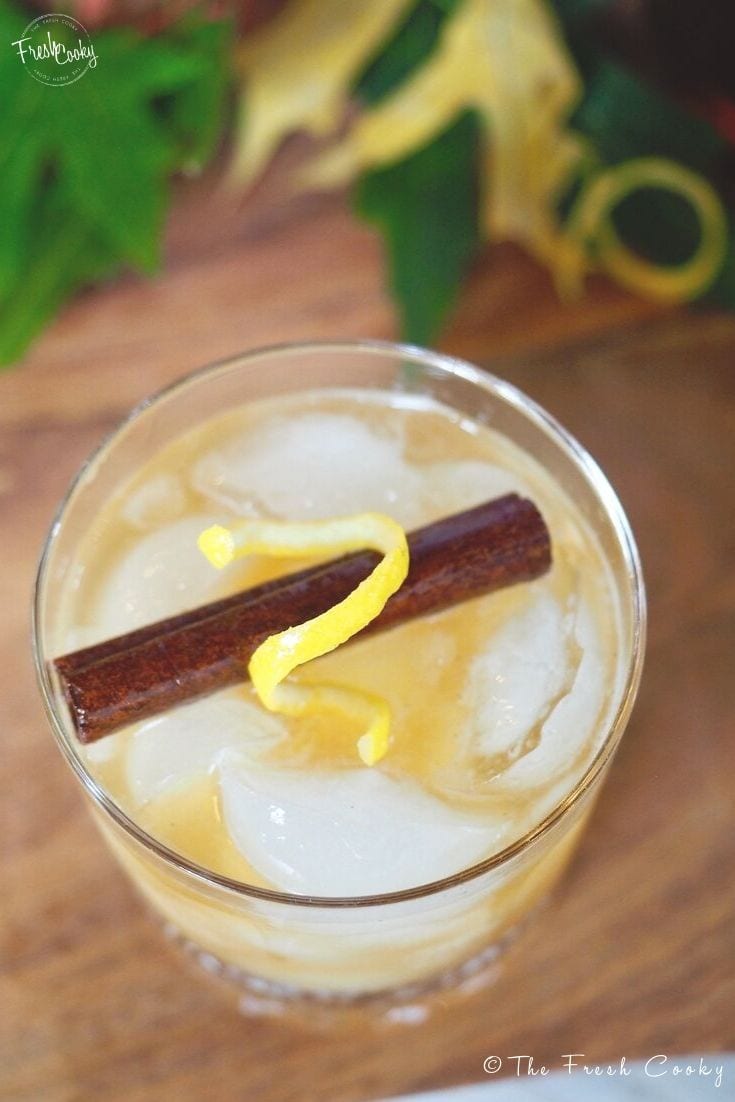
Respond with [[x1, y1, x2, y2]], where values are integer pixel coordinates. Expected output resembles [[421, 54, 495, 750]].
[[198, 515, 409, 766], [557, 157, 728, 303]]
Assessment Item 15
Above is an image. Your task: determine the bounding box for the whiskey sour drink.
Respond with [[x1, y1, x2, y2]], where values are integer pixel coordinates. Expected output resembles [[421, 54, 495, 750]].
[[34, 343, 645, 1016]]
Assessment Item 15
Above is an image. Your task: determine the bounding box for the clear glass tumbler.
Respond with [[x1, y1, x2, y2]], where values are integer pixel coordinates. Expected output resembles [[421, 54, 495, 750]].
[[33, 341, 645, 1022]]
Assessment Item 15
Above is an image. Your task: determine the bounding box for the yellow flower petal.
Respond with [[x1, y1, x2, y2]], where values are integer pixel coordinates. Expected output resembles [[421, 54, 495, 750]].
[[232, 0, 728, 311], [303, 0, 584, 272], [231, 0, 413, 185], [302, 0, 726, 305]]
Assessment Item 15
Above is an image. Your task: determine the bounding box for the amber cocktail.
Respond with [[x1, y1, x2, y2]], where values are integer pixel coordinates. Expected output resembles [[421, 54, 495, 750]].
[[34, 342, 645, 1018]]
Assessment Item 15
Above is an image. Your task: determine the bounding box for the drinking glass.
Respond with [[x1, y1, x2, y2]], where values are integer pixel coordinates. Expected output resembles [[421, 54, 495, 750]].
[[33, 341, 645, 1021]]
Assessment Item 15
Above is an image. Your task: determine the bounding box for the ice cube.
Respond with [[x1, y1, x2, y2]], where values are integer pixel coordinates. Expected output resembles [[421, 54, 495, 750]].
[[193, 413, 425, 527], [127, 691, 286, 806], [498, 597, 607, 791], [217, 756, 504, 895], [420, 460, 528, 518], [463, 592, 571, 763], [91, 513, 227, 638], [121, 474, 187, 530]]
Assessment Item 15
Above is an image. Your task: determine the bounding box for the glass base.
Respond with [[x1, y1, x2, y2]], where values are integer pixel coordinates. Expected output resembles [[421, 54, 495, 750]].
[[161, 912, 537, 1028]]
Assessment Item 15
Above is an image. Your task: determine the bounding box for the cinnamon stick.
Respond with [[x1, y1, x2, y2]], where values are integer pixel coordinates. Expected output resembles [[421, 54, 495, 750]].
[[54, 494, 551, 743]]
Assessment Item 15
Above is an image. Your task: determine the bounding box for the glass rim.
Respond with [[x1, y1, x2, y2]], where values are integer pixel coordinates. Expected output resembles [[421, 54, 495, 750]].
[[32, 339, 646, 909]]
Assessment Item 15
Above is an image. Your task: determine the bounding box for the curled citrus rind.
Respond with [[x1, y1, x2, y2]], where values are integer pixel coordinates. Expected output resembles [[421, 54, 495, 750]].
[[558, 156, 727, 303], [198, 514, 409, 765]]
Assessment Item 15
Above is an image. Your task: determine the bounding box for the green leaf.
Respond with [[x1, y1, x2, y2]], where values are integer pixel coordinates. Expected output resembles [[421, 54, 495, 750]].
[[45, 29, 215, 271], [355, 0, 460, 106], [354, 1, 478, 344], [355, 111, 481, 345], [0, 90, 48, 303], [161, 17, 233, 168], [550, 0, 609, 82], [0, 193, 114, 366], [571, 61, 726, 171], [611, 187, 701, 268], [0, 3, 231, 367], [0, 13, 50, 302]]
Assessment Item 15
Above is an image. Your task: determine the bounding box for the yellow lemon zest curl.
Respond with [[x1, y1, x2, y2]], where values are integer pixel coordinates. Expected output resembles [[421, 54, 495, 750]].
[[198, 515, 409, 766], [556, 157, 728, 304]]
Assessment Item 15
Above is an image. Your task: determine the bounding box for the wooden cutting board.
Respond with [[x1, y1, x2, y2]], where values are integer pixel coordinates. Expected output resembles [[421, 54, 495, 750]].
[[1, 163, 733, 1102]]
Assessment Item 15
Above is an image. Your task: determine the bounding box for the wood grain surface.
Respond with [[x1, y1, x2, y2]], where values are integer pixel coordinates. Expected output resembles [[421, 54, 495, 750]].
[[1, 161, 734, 1102]]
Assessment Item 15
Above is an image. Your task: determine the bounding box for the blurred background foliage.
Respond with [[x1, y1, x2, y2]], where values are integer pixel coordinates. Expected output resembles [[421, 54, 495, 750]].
[[2, 0, 734, 366]]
